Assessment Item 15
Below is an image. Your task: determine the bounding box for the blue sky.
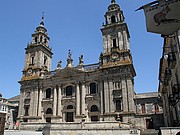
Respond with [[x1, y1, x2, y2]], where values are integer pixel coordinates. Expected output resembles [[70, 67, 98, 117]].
[[0, 0, 163, 98]]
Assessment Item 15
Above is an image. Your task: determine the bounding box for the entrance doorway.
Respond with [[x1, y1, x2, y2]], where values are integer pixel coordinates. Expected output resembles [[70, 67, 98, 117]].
[[66, 112, 74, 122], [146, 118, 154, 129]]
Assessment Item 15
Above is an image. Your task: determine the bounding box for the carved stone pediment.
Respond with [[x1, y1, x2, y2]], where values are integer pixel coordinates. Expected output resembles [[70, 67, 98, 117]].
[[54, 67, 84, 78]]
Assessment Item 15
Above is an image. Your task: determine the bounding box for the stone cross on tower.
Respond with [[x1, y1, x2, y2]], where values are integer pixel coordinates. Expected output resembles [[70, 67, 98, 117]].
[[40, 12, 45, 26]]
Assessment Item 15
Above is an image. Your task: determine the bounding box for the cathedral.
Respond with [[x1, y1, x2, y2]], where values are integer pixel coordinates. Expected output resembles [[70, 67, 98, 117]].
[[17, 0, 163, 133]]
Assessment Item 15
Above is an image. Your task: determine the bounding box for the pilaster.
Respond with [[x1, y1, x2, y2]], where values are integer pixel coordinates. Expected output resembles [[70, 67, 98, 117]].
[[100, 81, 104, 114], [127, 79, 135, 112], [76, 82, 80, 116], [81, 82, 86, 115], [109, 80, 114, 113], [53, 86, 57, 116], [104, 79, 110, 113], [57, 85, 62, 117], [33, 89, 39, 116], [122, 80, 128, 112], [38, 87, 42, 116], [18, 91, 24, 117]]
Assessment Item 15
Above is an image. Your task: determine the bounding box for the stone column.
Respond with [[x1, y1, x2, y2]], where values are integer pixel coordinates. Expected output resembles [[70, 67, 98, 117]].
[[127, 79, 135, 112], [100, 81, 104, 114], [123, 30, 128, 50], [18, 91, 24, 117], [122, 80, 128, 112], [33, 89, 39, 116], [29, 91, 34, 116], [57, 85, 62, 117], [109, 80, 113, 113], [118, 32, 123, 50], [81, 82, 86, 115], [104, 79, 109, 113], [53, 86, 57, 116], [76, 82, 80, 116], [38, 88, 42, 116]]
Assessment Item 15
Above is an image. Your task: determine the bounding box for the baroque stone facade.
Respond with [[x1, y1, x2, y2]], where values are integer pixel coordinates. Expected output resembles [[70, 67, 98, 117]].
[[17, 0, 163, 132]]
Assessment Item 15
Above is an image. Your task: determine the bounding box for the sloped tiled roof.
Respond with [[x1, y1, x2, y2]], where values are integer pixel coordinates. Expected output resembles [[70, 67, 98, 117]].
[[8, 95, 20, 102]]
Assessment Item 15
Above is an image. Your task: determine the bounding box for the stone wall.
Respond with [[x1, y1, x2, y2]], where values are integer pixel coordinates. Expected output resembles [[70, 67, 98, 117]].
[[160, 127, 180, 135], [20, 122, 140, 135]]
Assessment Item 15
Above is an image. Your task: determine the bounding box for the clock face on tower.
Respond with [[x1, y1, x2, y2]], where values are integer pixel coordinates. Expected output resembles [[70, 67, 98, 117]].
[[111, 53, 119, 61]]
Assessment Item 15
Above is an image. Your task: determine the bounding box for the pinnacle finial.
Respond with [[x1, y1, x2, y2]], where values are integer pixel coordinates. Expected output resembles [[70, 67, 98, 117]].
[[68, 49, 72, 60], [40, 11, 44, 26], [79, 55, 84, 66], [111, 0, 116, 4]]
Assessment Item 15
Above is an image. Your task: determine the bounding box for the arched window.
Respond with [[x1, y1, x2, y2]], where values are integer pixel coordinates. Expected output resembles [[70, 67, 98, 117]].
[[35, 37, 37, 43], [46, 108, 53, 114], [24, 106, 29, 116], [46, 108, 52, 123], [46, 88, 51, 98], [66, 112, 74, 122], [66, 86, 73, 96], [40, 36, 43, 42], [31, 57, 34, 65], [90, 105, 98, 112], [113, 39, 117, 48], [44, 38, 47, 43], [116, 99, 121, 111], [90, 83, 96, 94], [111, 15, 116, 23], [44, 56, 47, 65], [67, 105, 73, 109]]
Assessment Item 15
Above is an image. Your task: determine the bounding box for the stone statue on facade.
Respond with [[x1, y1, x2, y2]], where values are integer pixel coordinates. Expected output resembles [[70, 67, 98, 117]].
[[79, 55, 84, 66], [56, 60, 62, 70], [67, 49, 73, 67]]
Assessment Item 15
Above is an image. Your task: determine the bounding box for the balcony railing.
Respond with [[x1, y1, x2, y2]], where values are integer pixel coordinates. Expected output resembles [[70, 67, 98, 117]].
[[42, 98, 53, 102]]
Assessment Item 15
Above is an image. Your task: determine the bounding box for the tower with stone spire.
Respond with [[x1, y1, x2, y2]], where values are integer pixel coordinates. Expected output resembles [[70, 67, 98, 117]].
[[21, 15, 53, 80], [100, 0, 136, 122], [18, 15, 53, 120], [100, 0, 132, 67]]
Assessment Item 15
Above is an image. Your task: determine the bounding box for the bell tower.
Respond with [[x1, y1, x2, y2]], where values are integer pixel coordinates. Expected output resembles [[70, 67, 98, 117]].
[[22, 15, 53, 80], [100, 0, 132, 68], [100, 0, 136, 121]]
